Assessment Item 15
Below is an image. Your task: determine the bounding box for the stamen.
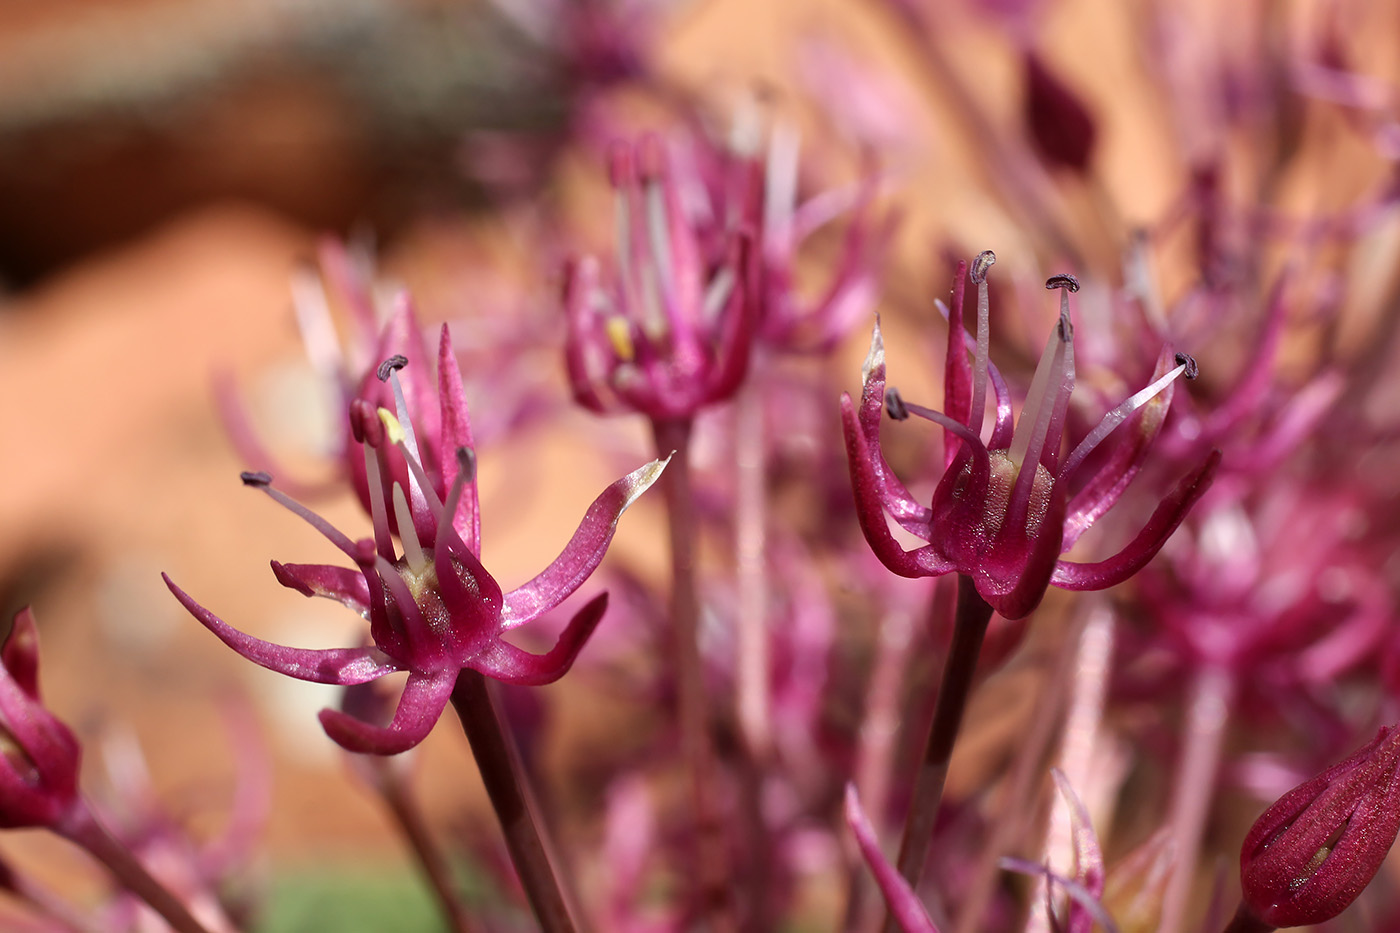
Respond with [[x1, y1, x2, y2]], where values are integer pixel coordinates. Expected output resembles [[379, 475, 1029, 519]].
[[456, 447, 477, 484], [701, 266, 736, 322], [605, 317, 636, 361], [290, 264, 342, 380], [1059, 358, 1192, 482], [392, 482, 428, 575], [641, 141, 675, 306], [376, 355, 408, 382], [363, 444, 395, 562], [379, 407, 447, 527], [764, 121, 800, 247], [382, 368, 428, 516], [249, 481, 359, 559], [373, 555, 435, 651], [1007, 283, 1077, 529], [885, 386, 911, 421], [968, 250, 995, 438], [350, 399, 384, 447], [240, 471, 272, 487], [1175, 352, 1199, 380], [1044, 273, 1081, 293]]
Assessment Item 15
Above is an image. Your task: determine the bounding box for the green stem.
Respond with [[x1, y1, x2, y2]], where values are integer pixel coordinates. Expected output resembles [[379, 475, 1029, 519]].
[[882, 574, 993, 933], [450, 671, 577, 933]]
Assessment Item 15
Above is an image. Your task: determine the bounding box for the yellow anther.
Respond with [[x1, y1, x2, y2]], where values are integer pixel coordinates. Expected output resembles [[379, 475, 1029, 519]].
[[377, 408, 407, 446], [605, 317, 635, 362]]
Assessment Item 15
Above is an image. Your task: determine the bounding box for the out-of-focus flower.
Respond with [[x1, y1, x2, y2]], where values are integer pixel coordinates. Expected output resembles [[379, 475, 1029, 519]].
[[845, 784, 941, 933], [1232, 724, 1400, 929], [844, 253, 1218, 619], [0, 609, 81, 830], [1023, 51, 1097, 175], [167, 328, 667, 755], [564, 134, 757, 421]]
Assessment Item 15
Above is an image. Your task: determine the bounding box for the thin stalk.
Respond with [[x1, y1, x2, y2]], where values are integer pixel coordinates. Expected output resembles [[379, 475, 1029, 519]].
[[954, 610, 1083, 933], [450, 670, 577, 933], [650, 416, 735, 933], [882, 574, 994, 933], [376, 764, 483, 933], [1158, 664, 1237, 933], [1220, 903, 1275, 933], [59, 803, 219, 933], [734, 379, 771, 759]]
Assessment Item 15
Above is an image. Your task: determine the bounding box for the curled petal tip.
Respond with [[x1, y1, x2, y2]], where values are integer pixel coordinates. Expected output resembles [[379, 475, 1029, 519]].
[[862, 315, 886, 385]]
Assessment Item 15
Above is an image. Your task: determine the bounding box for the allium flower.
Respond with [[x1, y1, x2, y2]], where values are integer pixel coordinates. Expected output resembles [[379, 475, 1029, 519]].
[[564, 135, 756, 420], [843, 253, 1218, 619], [0, 609, 81, 829], [1232, 724, 1400, 930], [167, 326, 667, 755]]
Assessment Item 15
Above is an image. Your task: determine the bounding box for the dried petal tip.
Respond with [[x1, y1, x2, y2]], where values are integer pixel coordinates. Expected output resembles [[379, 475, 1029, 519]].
[[1045, 273, 1081, 292], [971, 250, 997, 284], [240, 471, 273, 487], [376, 355, 409, 382], [885, 387, 910, 421], [1175, 352, 1199, 380]]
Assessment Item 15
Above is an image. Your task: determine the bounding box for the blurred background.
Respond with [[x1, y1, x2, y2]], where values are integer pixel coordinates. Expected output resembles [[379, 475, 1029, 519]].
[[3, 0, 1400, 929]]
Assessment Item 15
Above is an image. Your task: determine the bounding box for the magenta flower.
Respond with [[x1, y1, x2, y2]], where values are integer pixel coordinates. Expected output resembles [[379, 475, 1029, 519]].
[[843, 253, 1218, 619], [564, 135, 756, 420], [1232, 724, 1400, 930], [0, 609, 81, 830], [166, 326, 667, 755]]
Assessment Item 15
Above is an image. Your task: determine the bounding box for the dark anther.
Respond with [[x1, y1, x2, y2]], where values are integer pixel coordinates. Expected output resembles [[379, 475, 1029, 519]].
[[350, 399, 385, 447], [885, 387, 910, 421], [1045, 273, 1081, 292], [377, 355, 409, 382], [1175, 352, 1200, 380], [350, 538, 378, 568], [456, 447, 478, 483], [970, 250, 997, 284], [240, 471, 273, 487]]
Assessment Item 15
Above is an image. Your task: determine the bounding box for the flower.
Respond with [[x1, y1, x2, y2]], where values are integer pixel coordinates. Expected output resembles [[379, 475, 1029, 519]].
[[563, 134, 756, 421], [0, 609, 81, 829], [1234, 724, 1400, 929], [843, 253, 1219, 619], [166, 325, 668, 755]]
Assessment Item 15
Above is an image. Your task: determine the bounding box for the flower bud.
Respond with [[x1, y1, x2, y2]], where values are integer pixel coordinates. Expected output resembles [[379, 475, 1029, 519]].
[[0, 609, 82, 829], [1238, 725, 1400, 928]]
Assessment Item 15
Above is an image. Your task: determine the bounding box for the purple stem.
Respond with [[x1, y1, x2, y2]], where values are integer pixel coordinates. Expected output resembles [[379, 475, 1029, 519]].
[[1159, 664, 1236, 933], [58, 803, 218, 933], [450, 670, 578, 933], [1220, 903, 1276, 933], [882, 574, 994, 933], [650, 416, 736, 933], [376, 764, 484, 933]]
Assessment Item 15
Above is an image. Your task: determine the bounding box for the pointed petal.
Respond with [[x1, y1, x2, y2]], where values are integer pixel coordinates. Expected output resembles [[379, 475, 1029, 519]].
[[844, 785, 941, 932], [436, 325, 482, 557], [478, 592, 608, 685], [164, 575, 397, 685], [705, 231, 757, 406], [855, 320, 935, 531], [1051, 451, 1220, 591], [934, 297, 1014, 449], [562, 257, 613, 414], [842, 394, 953, 579], [1051, 769, 1105, 933], [976, 491, 1066, 620], [270, 562, 371, 616], [501, 458, 669, 629], [3, 608, 41, 700], [318, 668, 456, 755]]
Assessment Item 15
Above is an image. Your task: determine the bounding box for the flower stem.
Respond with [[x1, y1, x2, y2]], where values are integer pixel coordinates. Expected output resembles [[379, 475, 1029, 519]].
[[650, 416, 735, 933], [376, 763, 484, 933], [882, 574, 994, 933], [1220, 903, 1275, 933], [1158, 664, 1237, 933], [450, 670, 577, 933], [59, 803, 220, 933], [735, 380, 771, 760]]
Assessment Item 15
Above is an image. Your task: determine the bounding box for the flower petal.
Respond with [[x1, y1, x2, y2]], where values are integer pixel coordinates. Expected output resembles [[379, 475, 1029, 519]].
[[436, 324, 482, 557], [270, 562, 371, 616], [164, 574, 397, 685], [501, 457, 669, 630], [1051, 451, 1220, 591], [842, 394, 953, 579], [844, 785, 941, 933], [856, 319, 935, 532], [477, 592, 608, 686], [1051, 769, 1105, 933], [318, 668, 457, 755], [3, 608, 41, 700]]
